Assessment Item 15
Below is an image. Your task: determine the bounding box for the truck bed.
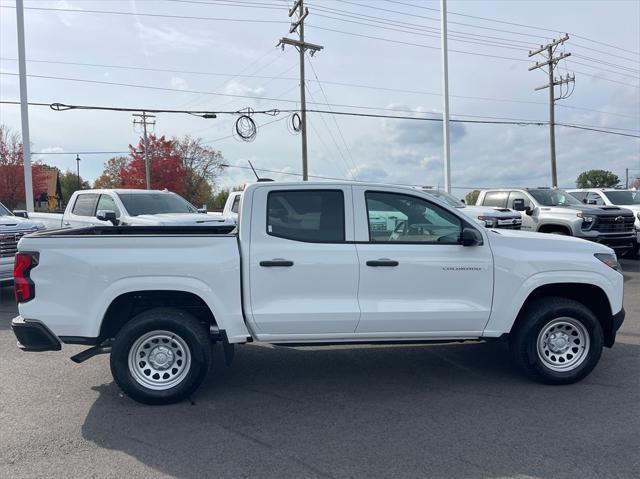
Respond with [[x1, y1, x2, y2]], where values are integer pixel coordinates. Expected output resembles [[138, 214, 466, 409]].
[[17, 227, 246, 341]]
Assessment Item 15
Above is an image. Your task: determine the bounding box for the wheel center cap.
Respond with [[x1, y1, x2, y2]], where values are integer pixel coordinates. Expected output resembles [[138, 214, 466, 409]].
[[148, 345, 174, 370], [549, 332, 570, 353]]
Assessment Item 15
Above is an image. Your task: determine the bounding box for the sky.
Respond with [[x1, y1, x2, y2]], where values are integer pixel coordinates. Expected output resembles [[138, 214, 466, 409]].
[[0, 0, 639, 198]]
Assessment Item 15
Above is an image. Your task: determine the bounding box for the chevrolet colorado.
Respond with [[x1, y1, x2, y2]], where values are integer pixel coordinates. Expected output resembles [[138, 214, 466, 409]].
[[11, 182, 626, 404]]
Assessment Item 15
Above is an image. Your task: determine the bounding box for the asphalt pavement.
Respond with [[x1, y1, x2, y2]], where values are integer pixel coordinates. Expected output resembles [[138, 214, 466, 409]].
[[0, 260, 638, 479]]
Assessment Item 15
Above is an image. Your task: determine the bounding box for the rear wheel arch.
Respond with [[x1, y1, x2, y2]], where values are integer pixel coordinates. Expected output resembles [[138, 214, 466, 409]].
[[99, 290, 217, 341], [512, 283, 615, 347]]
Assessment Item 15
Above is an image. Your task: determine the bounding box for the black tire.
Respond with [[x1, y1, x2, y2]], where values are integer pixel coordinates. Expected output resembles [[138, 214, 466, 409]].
[[110, 308, 211, 405], [509, 297, 603, 385]]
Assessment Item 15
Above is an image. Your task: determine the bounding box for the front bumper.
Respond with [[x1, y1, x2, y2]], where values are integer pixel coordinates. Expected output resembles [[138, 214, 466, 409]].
[[579, 233, 636, 252], [11, 316, 62, 352], [605, 308, 626, 348], [0, 256, 13, 285]]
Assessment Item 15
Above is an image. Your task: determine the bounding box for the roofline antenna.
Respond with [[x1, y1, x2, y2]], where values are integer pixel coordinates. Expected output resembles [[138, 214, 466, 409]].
[[248, 161, 274, 182]]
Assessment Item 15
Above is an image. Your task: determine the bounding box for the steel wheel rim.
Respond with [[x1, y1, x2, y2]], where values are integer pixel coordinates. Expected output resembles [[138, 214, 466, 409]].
[[128, 330, 191, 391], [537, 317, 590, 372]]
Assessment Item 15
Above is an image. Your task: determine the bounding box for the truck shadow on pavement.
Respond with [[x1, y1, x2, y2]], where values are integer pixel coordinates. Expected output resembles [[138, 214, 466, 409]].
[[81, 340, 640, 479]]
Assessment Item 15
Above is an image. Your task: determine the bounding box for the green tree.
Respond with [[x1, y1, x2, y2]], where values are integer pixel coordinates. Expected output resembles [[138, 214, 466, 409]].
[[576, 170, 620, 188], [207, 186, 243, 212], [465, 190, 480, 205], [59, 170, 90, 201]]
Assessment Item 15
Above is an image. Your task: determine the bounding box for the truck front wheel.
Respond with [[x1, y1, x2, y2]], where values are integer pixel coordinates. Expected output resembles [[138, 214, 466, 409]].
[[110, 308, 211, 405], [510, 297, 604, 384]]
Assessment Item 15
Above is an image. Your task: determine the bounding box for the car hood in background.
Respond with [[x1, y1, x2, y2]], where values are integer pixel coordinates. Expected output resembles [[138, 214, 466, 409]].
[[0, 215, 42, 231], [462, 205, 521, 218], [131, 213, 235, 226]]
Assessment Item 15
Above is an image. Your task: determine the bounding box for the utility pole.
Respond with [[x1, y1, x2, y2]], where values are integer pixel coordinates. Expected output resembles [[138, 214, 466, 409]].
[[16, 0, 34, 211], [278, 0, 323, 181], [76, 155, 81, 190], [626, 168, 629, 189], [529, 34, 574, 188], [132, 112, 156, 189], [440, 0, 451, 193]]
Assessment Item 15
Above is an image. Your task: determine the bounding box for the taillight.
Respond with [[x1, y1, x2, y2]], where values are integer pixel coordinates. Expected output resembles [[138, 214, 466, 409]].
[[14, 252, 38, 303]]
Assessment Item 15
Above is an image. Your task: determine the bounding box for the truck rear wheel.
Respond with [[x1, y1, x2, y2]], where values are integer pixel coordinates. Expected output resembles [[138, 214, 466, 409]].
[[509, 297, 603, 384], [110, 308, 211, 405]]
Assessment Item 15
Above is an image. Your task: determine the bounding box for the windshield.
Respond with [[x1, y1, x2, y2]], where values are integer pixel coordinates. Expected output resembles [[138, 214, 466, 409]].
[[423, 189, 465, 207], [118, 193, 197, 216], [0, 202, 12, 216], [602, 190, 640, 205], [529, 189, 583, 207]]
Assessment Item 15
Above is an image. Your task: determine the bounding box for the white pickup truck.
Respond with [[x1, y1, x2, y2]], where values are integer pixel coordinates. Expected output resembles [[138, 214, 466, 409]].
[[0, 202, 45, 285], [27, 189, 234, 229], [11, 181, 626, 404]]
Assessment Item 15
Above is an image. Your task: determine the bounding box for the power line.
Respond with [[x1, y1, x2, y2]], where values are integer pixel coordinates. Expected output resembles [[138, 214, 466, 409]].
[[2, 100, 637, 135], [306, 55, 359, 177], [383, 0, 640, 57], [0, 4, 289, 24], [2, 56, 636, 119]]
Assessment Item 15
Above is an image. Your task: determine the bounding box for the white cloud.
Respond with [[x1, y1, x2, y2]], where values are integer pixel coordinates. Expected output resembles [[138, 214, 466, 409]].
[[224, 81, 265, 98], [170, 77, 189, 90]]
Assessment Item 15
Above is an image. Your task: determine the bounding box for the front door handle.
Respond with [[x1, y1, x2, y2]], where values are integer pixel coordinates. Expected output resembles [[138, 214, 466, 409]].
[[366, 259, 399, 267], [260, 259, 294, 267]]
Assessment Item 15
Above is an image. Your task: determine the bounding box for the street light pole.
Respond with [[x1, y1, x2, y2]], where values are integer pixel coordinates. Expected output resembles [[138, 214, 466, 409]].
[[76, 155, 81, 190], [16, 0, 34, 212]]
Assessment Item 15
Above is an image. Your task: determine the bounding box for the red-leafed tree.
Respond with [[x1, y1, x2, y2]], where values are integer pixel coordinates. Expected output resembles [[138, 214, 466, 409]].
[[0, 125, 48, 210], [124, 135, 187, 195]]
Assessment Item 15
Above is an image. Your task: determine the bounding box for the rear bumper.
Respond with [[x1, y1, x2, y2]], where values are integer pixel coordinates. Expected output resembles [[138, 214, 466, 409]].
[[11, 316, 62, 352]]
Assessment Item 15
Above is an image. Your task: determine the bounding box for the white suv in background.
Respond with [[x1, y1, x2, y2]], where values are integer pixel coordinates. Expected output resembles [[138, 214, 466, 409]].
[[568, 188, 640, 256]]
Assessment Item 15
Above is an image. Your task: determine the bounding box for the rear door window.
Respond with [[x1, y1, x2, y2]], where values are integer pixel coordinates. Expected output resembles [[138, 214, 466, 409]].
[[267, 190, 345, 242], [71, 194, 98, 217]]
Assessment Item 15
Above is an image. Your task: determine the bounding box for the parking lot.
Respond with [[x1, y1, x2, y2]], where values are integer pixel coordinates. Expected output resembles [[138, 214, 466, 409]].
[[0, 260, 637, 479]]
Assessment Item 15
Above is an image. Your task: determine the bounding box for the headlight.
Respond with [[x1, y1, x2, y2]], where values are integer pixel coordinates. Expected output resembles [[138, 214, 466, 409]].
[[594, 253, 622, 273], [477, 216, 497, 227], [577, 212, 595, 223]]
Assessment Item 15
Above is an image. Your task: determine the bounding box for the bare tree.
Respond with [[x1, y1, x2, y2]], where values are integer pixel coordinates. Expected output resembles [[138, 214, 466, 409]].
[[174, 136, 224, 206]]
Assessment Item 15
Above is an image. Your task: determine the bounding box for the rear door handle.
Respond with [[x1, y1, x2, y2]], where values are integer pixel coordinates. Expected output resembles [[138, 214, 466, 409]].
[[366, 259, 399, 267], [260, 259, 294, 267]]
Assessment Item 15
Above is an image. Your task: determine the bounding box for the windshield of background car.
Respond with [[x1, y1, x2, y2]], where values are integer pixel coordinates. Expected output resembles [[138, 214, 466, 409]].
[[603, 190, 640, 205], [118, 193, 197, 216], [0, 203, 12, 216], [423, 189, 465, 207], [529, 189, 583, 207]]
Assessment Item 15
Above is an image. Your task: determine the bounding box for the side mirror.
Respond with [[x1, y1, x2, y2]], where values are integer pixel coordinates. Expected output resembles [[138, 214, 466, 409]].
[[197, 207, 207, 214], [512, 199, 525, 211], [13, 210, 29, 218], [460, 199, 466, 204], [582, 198, 588, 204], [525, 206, 533, 216], [96, 210, 118, 226], [587, 199, 597, 205], [461, 227, 483, 247]]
